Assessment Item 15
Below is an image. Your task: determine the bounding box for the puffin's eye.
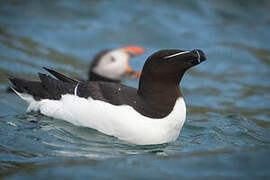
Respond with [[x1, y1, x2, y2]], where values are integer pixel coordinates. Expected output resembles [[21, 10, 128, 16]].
[[110, 57, 116, 62]]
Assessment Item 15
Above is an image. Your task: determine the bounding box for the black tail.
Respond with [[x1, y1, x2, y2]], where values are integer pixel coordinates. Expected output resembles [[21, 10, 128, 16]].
[[8, 77, 47, 100], [9, 73, 76, 100]]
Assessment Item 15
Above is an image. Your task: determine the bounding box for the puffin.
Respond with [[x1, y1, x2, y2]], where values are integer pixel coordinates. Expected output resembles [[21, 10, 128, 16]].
[[8, 49, 206, 145], [87, 46, 145, 82]]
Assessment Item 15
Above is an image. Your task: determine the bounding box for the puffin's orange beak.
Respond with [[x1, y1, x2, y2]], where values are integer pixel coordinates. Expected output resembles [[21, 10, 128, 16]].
[[121, 46, 144, 79], [122, 46, 145, 56], [125, 65, 142, 78]]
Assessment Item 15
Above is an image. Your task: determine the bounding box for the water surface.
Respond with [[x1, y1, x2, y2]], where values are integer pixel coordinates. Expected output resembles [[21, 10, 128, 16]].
[[0, 0, 270, 179]]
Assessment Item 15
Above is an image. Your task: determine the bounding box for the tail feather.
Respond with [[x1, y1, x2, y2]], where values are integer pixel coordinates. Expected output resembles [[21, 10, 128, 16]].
[[43, 67, 80, 84], [8, 77, 49, 100]]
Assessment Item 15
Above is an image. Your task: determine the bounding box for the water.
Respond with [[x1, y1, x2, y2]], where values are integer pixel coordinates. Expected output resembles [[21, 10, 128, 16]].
[[0, 0, 270, 179]]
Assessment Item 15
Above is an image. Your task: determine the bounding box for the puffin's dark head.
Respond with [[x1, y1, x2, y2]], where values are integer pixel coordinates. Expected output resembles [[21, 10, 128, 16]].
[[142, 49, 206, 77]]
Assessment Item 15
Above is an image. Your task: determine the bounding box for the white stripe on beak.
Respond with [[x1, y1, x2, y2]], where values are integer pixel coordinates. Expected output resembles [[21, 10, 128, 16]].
[[164, 51, 191, 59]]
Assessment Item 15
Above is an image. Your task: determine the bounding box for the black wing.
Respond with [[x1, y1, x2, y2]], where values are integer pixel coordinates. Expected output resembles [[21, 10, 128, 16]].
[[9, 73, 76, 100], [9, 69, 139, 110]]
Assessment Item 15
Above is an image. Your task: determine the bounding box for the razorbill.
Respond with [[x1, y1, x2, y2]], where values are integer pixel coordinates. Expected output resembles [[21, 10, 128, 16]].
[[8, 49, 206, 145]]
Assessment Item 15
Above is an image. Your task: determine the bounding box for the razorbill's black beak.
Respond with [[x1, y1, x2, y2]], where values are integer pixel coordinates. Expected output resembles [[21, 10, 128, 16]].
[[193, 49, 206, 64], [164, 49, 206, 65]]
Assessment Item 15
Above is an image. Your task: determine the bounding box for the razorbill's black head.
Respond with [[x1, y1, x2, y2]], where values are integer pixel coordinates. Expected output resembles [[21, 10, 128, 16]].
[[138, 49, 206, 97], [141, 49, 205, 78]]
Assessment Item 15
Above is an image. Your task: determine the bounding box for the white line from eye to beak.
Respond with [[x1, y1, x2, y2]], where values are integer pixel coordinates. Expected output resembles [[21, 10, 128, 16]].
[[195, 50, 200, 63], [164, 51, 191, 59]]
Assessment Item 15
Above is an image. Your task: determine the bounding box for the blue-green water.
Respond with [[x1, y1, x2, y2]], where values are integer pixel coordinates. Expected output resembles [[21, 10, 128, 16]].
[[0, 0, 270, 179]]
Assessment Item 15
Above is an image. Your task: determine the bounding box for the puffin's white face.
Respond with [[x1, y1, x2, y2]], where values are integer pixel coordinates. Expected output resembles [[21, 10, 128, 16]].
[[92, 49, 129, 81]]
